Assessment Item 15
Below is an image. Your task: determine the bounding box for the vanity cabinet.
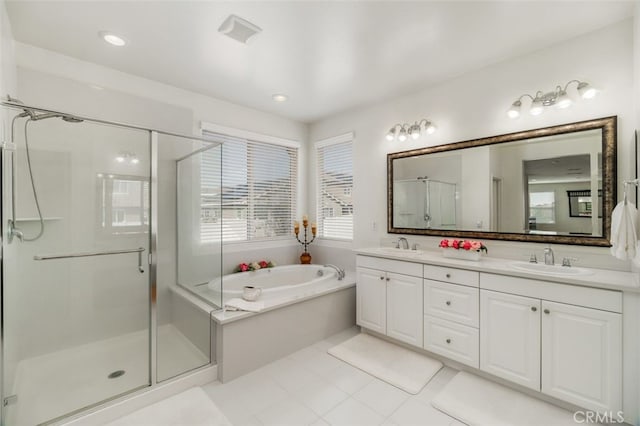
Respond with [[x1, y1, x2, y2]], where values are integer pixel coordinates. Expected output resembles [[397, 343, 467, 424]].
[[480, 274, 622, 414], [480, 290, 541, 390], [355, 267, 387, 334], [355, 249, 631, 420], [541, 300, 622, 413], [356, 256, 423, 347]]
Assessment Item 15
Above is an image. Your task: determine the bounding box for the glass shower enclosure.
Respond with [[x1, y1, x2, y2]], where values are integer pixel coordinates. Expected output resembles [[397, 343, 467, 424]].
[[0, 103, 222, 425]]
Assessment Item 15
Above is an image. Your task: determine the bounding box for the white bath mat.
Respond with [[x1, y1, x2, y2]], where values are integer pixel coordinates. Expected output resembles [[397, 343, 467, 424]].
[[432, 371, 586, 426], [328, 333, 442, 394], [107, 387, 232, 426]]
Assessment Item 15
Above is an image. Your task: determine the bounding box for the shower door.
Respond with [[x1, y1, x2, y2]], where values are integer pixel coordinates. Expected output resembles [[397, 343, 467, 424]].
[[1, 107, 151, 425]]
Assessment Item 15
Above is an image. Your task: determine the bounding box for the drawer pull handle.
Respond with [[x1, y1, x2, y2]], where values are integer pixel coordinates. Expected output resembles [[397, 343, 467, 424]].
[[386, 277, 390, 281], [531, 306, 537, 312], [446, 338, 451, 344], [544, 309, 550, 314], [445, 273, 451, 278], [379, 276, 385, 280], [445, 301, 451, 306]]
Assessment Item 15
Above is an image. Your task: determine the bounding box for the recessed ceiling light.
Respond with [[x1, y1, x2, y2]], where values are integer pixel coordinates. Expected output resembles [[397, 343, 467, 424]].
[[272, 94, 288, 102], [99, 31, 127, 47]]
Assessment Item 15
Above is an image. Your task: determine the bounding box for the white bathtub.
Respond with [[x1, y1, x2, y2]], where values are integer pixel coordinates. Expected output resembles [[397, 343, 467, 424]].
[[209, 264, 344, 304]]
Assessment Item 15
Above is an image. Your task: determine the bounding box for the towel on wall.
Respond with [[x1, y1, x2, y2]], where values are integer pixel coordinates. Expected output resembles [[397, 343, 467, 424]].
[[224, 298, 265, 313], [610, 201, 640, 263]]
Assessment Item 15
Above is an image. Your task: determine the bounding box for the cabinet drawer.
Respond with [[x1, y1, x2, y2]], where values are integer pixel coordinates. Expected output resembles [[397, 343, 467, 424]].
[[424, 280, 479, 327], [424, 264, 479, 287], [424, 315, 479, 368], [357, 255, 422, 277]]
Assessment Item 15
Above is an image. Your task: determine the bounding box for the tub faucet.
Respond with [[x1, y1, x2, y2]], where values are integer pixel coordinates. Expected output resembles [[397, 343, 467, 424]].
[[544, 247, 555, 265], [396, 237, 409, 250], [324, 264, 345, 280]]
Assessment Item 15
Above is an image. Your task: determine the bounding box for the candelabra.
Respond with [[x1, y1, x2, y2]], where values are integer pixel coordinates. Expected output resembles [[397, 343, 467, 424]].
[[294, 215, 316, 264]]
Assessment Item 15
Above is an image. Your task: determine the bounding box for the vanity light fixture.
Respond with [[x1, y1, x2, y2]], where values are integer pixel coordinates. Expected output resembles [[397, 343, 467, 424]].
[[507, 80, 597, 119], [386, 119, 436, 142]]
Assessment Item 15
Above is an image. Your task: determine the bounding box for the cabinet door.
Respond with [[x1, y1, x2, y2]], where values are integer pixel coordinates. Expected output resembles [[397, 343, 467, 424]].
[[480, 290, 541, 390], [541, 301, 622, 413], [386, 273, 423, 347], [356, 267, 387, 334]]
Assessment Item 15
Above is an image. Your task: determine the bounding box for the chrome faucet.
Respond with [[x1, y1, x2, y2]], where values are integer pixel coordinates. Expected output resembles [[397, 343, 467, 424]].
[[324, 264, 345, 280], [544, 247, 555, 265], [396, 237, 409, 250]]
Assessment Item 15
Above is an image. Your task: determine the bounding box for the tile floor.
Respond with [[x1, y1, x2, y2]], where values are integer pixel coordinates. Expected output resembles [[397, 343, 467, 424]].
[[202, 327, 465, 426]]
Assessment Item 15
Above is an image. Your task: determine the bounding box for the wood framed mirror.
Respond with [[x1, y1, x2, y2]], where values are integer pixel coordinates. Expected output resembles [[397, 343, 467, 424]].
[[387, 116, 617, 246]]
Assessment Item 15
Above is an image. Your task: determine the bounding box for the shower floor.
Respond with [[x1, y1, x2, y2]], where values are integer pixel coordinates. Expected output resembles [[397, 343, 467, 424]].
[[6, 324, 209, 426]]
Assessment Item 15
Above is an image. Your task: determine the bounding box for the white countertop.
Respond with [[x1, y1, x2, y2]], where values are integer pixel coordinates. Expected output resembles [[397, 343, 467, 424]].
[[355, 247, 640, 293]]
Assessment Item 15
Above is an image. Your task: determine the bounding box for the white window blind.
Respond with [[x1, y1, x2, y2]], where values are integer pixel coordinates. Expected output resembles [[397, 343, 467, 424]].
[[316, 137, 353, 240], [202, 131, 298, 243]]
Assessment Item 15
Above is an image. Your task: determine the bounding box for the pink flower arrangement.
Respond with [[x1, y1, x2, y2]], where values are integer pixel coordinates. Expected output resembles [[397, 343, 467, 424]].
[[439, 239, 487, 253], [234, 260, 276, 273]]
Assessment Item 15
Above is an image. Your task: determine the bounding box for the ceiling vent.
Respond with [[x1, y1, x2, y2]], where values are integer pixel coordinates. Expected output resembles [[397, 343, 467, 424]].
[[218, 15, 262, 44]]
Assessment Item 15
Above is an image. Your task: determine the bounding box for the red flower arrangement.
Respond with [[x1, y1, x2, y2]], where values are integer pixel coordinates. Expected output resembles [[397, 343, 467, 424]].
[[439, 239, 488, 253], [234, 260, 276, 273]]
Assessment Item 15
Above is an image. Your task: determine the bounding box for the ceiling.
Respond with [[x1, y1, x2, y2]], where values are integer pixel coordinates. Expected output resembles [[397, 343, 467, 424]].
[[6, 1, 635, 123], [525, 154, 598, 184]]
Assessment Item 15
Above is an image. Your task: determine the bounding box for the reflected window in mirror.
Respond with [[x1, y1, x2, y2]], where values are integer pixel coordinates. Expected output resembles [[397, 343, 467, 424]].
[[529, 192, 556, 227], [98, 174, 149, 234]]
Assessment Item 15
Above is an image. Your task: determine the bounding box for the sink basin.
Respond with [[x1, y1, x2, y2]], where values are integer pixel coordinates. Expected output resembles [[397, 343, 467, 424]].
[[373, 247, 425, 256], [509, 261, 594, 277]]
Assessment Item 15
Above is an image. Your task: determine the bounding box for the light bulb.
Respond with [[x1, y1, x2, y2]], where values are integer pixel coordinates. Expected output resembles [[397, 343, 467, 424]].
[[556, 90, 572, 109], [529, 98, 544, 116], [578, 82, 596, 99], [507, 100, 521, 119], [116, 156, 125, 163], [409, 124, 421, 140], [131, 157, 140, 165], [425, 122, 436, 134], [397, 127, 408, 142], [385, 128, 396, 141]]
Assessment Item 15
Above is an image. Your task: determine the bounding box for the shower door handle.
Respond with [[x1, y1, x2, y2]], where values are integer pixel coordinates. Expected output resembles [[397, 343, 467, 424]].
[[34, 247, 146, 273]]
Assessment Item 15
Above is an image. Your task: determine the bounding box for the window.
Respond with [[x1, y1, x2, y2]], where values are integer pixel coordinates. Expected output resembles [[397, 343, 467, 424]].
[[316, 134, 353, 240], [98, 175, 149, 234], [529, 191, 556, 225], [201, 131, 298, 243]]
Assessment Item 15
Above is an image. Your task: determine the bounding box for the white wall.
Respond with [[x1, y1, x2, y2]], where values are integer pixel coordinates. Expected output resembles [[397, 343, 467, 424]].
[[309, 19, 635, 271]]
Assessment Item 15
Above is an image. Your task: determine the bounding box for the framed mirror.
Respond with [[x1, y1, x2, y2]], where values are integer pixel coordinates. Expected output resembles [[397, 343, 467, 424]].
[[387, 116, 616, 246]]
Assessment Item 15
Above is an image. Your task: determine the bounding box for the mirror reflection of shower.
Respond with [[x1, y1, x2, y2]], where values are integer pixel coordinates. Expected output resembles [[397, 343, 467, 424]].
[[393, 176, 457, 229], [8, 102, 84, 243]]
